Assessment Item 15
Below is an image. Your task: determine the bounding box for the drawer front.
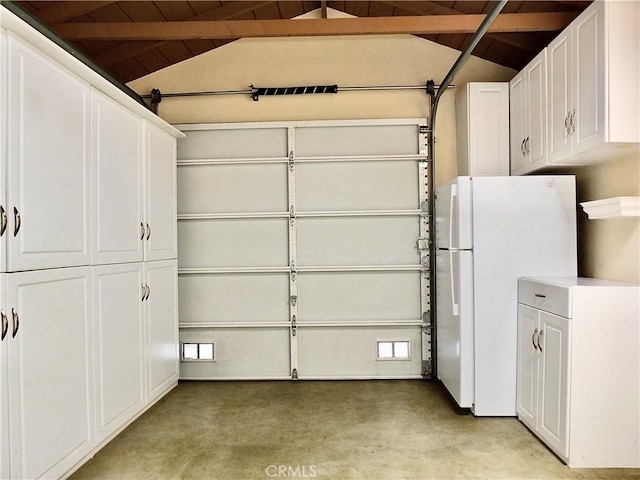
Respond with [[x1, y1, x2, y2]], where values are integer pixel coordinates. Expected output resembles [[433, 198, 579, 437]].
[[518, 279, 572, 318]]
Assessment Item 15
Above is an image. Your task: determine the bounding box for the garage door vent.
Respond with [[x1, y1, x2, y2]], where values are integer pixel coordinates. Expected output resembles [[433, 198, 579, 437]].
[[181, 342, 215, 362], [377, 341, 410, 360]]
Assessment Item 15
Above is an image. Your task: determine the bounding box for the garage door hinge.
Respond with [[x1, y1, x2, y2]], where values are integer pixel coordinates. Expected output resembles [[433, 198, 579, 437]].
[[289, 150, 294, 171], [290, 206, 296, 218], [422, 311, 431, 324], [422, 360, 432, 376], [419, 125, 430, 134], [291, 316, 297, 336], [292, 368, 298, 379], [416, 237, 430, 250], [290, 295, 297, 306]]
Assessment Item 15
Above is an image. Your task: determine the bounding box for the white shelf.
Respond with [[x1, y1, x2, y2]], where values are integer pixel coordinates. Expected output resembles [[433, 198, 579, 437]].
[[580, 196, 640, 219]]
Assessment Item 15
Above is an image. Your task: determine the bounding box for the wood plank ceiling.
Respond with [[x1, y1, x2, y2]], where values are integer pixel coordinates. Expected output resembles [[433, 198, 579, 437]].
[[12, 1, 592, 84]]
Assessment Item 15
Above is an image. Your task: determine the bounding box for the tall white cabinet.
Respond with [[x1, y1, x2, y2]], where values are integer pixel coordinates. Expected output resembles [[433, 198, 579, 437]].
[[517, 277, 640, 468], [0, 7, 182, 479]]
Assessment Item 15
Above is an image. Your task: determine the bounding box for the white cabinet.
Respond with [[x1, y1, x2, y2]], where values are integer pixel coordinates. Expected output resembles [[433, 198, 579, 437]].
[[455, 82, 509, 176], [145, 259, 179, 403], [0, 275, 9, 480], [547, 0, 640, 165], [509, 50, 547, 175], [91, 90, 144, 265], [6, 32, 91, 272], [144, 123, 177, 262], [517, 304, 569, 457], [93, 263, 145, 444], [5, 267, 94, 479], [1, 29, 7, 274], [517, 277, 640, 468]]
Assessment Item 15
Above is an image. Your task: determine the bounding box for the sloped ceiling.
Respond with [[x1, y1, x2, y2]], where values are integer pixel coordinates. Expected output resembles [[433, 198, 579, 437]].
[[11, 1, 592, 84]]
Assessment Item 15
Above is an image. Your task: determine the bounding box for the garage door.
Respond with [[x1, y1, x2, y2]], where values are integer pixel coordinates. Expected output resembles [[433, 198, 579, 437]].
[[176, 120, 431, 380]]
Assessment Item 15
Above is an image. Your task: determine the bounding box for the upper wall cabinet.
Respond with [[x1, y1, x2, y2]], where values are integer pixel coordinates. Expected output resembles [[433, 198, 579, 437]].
[[510, 50, 547, 176], [6, 32, 91, 271], [456, 82, 510, 177], [91, 89, 144, 265], [0, 30, 6, 274], [144, 122, 178, 262], [546, 0, 639, 165]]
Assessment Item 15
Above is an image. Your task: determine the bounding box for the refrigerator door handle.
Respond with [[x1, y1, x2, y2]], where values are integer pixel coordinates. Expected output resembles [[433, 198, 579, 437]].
[[450, 250, 459, 316], [449, 184, 457, 249]]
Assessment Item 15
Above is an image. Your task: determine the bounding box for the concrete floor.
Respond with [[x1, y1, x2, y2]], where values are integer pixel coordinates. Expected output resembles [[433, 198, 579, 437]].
[[71, 380, 639, 480]]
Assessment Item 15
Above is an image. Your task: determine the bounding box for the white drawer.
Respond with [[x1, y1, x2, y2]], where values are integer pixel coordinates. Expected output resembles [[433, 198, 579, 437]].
[[518, 278, 572, 318]]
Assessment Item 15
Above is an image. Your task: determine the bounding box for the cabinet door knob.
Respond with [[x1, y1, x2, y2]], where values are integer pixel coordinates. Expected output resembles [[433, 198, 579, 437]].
[[1, 310, 7, 341], [532, 328, 539, 351], [13, 207, 21, 237], [537, 330, 544, 352], [0, 205, 7, 237], [146, 223, 151, 241], [11, 308, 19, 338]]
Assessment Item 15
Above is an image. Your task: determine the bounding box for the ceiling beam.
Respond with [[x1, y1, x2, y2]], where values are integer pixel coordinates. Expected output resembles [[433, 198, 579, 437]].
[[35, 1, 117, 24], [381, 0, 540, 52], [53, 12, 579, 41], [91, 1, 273, 67], [321, 1, 328, 19]]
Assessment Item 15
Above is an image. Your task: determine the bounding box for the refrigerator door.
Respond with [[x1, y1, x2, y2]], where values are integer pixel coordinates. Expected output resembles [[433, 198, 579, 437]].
[[436, 248, 474, 408], [435, 177, 473, 250]]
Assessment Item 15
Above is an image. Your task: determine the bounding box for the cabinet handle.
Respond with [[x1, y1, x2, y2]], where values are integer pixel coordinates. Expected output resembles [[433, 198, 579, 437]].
[[13, 207, 21, 236], [537, 330, 544, 352], [145, 284, 150, 301], [11, 308, 19, 338], [0, 205, 7, 237], [525, 137, 530, 155], [146, 223, 151, 241], [534, 293, 546, 298], [532, 328, 539, 351], [569, 109, 576, 134], [520, 138, 526, 155], [1, 310, 7, 341], [142, 283, 147, 301], [140, 222, 145, 240]]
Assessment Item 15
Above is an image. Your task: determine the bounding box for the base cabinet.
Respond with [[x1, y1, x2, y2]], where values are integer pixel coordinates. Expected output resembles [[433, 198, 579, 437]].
[[517, 277, 640, 468], [5, 268, 94, 480]]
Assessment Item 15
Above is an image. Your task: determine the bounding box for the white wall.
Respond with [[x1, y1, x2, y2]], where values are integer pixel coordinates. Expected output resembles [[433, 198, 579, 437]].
[[127, 8, 515, 187]]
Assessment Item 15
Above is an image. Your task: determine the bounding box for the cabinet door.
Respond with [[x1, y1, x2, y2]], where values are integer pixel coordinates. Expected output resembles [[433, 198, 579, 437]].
[[516, 304, 538, 431], [145, 259, 178, 403], [509, 71, 527, 175], [0, 275, 9, 480], [92, 90, 143, 265], [6, 33, 90, 271], [0, 30, 7, 274], [93, 263, 145, 444], [7, 267, 93, 480], [547, 29, 572, 164], [571, 2, 605, 155], [144, 123, 177, 262], [537, 311, 569, 459], [526, 50, 548, 170]]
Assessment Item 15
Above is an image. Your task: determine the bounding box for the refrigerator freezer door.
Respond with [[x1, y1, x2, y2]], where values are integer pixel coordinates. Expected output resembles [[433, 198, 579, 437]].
[[435, 177, 473, 250], [436, 248, 474, 408]]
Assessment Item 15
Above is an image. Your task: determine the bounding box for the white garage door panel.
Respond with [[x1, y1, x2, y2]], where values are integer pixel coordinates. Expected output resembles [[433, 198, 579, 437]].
[[296, 124, 419, 157], [178, 128, 288, 160], [296, 161, 419, 211], [297, 217, 420, 266], [178, 164, 287, 214], [297, 272, 421, 322], [178, 219, 289, 268], [179, 328, 291, 379], [179, 274, 289, 323], [298, 326, 422, 378]]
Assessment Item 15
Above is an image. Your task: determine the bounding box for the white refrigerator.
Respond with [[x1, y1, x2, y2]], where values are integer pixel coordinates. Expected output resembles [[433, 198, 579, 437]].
[[435, 176, 577, 416]]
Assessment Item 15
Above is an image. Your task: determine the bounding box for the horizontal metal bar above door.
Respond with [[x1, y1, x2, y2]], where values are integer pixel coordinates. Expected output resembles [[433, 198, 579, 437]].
[[178, 267, 290, 275]]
